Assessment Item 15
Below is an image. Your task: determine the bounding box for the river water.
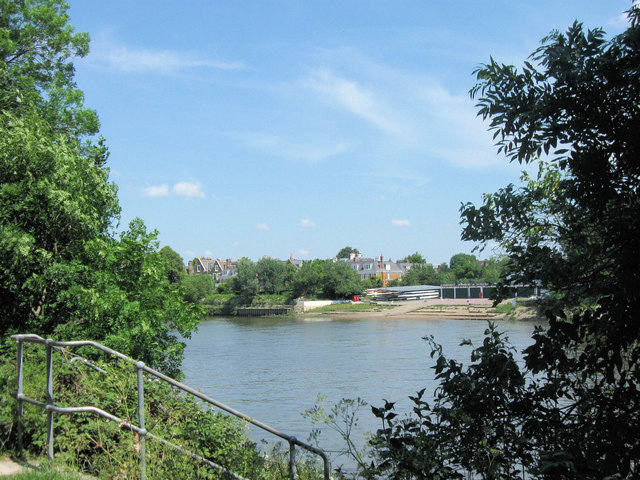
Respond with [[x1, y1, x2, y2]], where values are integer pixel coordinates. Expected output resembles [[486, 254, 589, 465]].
[[181, 315, 542, 467]]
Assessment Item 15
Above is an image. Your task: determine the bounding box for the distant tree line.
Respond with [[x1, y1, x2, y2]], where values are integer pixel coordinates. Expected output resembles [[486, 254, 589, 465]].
[[170, 246, 508, 303]]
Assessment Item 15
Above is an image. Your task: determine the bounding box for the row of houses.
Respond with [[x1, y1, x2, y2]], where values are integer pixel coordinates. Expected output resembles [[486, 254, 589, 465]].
[[187, 252, 418, 287]]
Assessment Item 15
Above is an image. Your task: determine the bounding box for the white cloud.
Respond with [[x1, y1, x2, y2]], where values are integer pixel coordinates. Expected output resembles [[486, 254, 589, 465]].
[[98, 45, 244, 74], [300, 219, 316, 228], [142, 184, 170, 197], [173, 182, 205, 198], [255, 223, 269, 231], [298, 249, 309, 256], [392, 219, 411, 227], [608, 2, 639, 28], [372, 194, 386, 202], [304, 69, 401, 134], [299, 50, 501, 168], [232, 131, 349, 164]]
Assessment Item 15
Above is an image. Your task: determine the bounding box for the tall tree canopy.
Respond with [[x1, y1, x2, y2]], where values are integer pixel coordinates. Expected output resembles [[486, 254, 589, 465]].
[[0, 0, 200, 376], [449, 253, 482, 282], [369, 7, 640, 479], [159, 245, 186, 284], [461, 8, 640, 477], [0, 0, 98, 136], [336, 246, 360, 259], [403, 252, 426, 264]]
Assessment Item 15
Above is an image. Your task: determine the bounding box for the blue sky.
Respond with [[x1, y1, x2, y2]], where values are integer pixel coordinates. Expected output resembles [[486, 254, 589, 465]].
[[67, 1, 632, 265]]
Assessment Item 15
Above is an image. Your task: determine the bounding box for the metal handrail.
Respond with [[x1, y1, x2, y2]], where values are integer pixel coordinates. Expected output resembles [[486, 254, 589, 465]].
[[12, 334, 331, 480]]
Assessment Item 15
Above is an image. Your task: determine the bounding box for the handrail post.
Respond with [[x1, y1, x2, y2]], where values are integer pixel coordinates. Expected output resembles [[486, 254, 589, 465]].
[[16, 339, 24, 458], [45, 338, 54, 461], [136, 361, 147, 480], [289, 437, 297, 480]]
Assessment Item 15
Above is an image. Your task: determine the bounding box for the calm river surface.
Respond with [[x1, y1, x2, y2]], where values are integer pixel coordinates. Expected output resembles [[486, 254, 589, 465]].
[[182, 315, 542, 464]]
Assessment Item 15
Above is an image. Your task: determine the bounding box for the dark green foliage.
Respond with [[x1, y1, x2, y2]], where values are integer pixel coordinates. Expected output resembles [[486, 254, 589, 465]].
[[229, 258, 259, 297], [255, 257, 286, 294], [0, 111, 119, 336], [453, 7, 640, 478], [0, 0, 201, 377], [350, 8, 640, 480], [0, 344, 264, 478], [362, 277, 383, 289], [290, 260, 327, 298], [0, 0, 98, 137], [336, 246, 360, 259], [401, 264, 439, 286], [367, 324, 531, 480], [290, 260, 362, 299], [402, 252, 426, 264], [1, 343, 326, 479], [449, 253, 482, 283], [159, 245, 186, 284], [321, 261, 363, 299], [181, 274, 216, 303]]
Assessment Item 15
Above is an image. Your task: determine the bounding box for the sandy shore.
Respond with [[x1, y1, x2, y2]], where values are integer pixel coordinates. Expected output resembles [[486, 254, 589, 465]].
[[301, 298, 544, 322], [0, 457, 35, 477]]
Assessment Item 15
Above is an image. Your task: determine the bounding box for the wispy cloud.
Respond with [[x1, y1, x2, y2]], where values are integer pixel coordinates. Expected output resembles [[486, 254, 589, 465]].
[[392, 219, 411, 227], [142, 184, 170, 198], [298, 249, 309, 256], [232, 131, 349, 164], [255, 223, 269, 231], [142, 182, 205, 199], [173, 182, 205, 198], [304, 69, 401, 134], [299, 219, 316, 228], [608, 2, 638, 28], [298, 49, 499, 168], [89, 35, 244, 75]]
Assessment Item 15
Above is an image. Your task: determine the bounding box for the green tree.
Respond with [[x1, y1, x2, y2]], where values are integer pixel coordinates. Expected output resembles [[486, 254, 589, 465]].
[[0, 109, 119, 335], [449, 253, 482, 282], [458, 11, 640, 475], [255, 256, 285, 294], [159, 245, 186, 283], [281, 262, 298, 293], [321, 261, 363, 299], [336, 246, 360, 259], [362, 277, 383, 289], [229, 258, 258, 297], [180, 273, 215, 304], [361, 9, 640, 480], [369, 9, 640, 480], [58, 220, 201, 377], [481, 256, 507, 284], [368, 324, 530, 480], [0, 0, 200, 376], [0, 0, 98, 137], [437, 262, 455, 284], [290, 259, 326, 298], [403, 252, 426, 264], [401, 264, 439, 286]]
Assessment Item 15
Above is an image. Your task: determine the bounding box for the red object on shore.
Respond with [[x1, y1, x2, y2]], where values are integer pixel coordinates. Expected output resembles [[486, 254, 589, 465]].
[[352, 295, 360, 302]]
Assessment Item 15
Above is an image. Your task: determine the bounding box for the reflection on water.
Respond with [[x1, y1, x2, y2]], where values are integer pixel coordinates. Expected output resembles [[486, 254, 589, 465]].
[[182, 315, 543, 464]]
